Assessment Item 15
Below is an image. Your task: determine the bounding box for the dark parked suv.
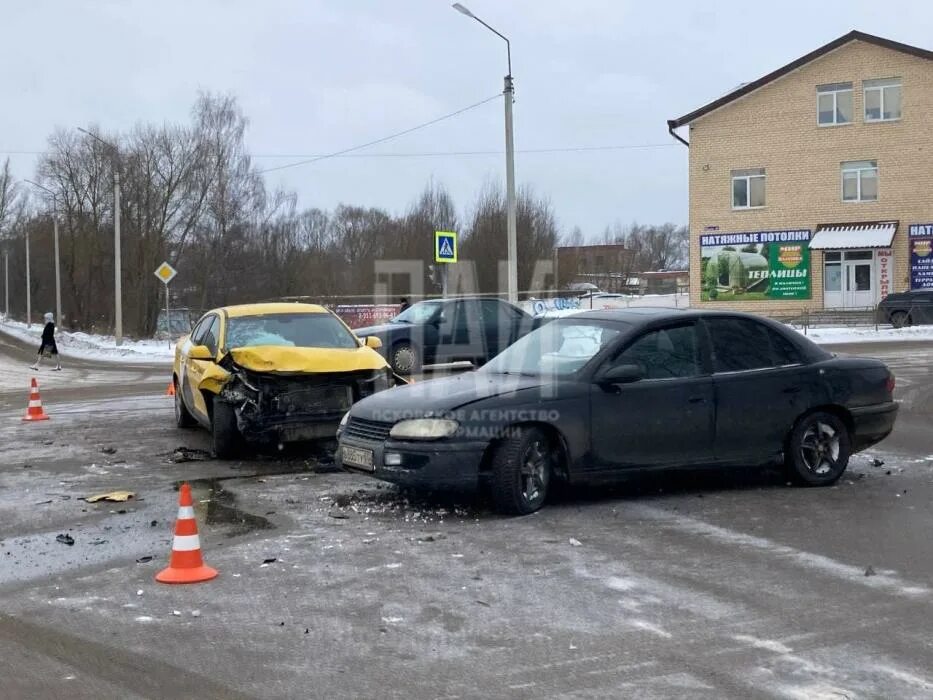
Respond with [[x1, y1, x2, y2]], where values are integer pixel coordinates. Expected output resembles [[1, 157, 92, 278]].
[[877, 290, 933, 327]]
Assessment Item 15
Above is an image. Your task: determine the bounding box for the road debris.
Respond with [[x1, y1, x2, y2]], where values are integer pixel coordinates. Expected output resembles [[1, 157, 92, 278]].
[[192, 610, 202, 618], [89, 539, 109, 546], [568, 537, 583, 547], [172, 610, 181, 617], [167, 447, 212, 463], [55, 534, 75, 546], [100, 446, 117, 455], [84, 491, 135, 503], [136, 589, 144, 596], [872, 458, 885, 467], [865, 566, 876, 577], [136, 556, 154, 564], [261, 558, 277, 566]]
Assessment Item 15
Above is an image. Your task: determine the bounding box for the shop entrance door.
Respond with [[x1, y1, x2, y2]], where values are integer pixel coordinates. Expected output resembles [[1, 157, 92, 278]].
[[843, 251, 874, 308]]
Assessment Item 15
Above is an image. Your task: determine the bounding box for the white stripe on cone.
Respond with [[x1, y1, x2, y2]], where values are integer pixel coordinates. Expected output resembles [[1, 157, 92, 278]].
[[28, 401, 42, 408], [172, 534, 201, 551], [177, 506, 195, 519]]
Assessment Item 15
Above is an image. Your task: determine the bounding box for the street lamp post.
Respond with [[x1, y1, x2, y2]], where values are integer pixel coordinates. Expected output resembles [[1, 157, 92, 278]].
[[77, 127, 122, 346], [25, 180, 63, 327], [452, 3, 517, 304]]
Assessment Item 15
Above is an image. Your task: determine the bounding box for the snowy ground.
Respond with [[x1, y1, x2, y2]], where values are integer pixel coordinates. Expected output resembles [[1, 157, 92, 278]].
[[791, 324, 933, 344], [0, 317, 174, 364], [536, 297, 933, 345]]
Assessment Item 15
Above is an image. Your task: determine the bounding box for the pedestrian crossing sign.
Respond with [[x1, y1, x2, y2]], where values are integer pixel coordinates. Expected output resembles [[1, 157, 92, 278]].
[[435, 231, 457, 263]]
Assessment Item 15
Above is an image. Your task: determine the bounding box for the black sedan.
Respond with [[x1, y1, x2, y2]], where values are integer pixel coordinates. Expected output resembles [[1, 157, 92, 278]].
[[354, 297, 544, 375], [877, 290, 933, 327], [338, 309, 898, 515]]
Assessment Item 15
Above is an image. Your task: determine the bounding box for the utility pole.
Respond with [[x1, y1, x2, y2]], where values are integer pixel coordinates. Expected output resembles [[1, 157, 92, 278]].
[[113, 168, 122, 344], [78, 127, 122, 345], [25, 226, 30, 328], [453, 3, 518, 303], [25, 179, 63, 326], [503, 74, 517, 303], [4, 250, 8, 318]]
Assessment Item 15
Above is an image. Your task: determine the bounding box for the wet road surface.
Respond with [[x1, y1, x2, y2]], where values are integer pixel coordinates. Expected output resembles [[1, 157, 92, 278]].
[[1, 332, 931, 699]]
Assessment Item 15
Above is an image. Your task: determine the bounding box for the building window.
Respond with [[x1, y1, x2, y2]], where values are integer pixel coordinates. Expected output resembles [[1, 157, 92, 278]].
[[817, 82, 853, 125], [731, 168, 766, 209], [864, 78, 902, 122], [841, 160, 878, 202]]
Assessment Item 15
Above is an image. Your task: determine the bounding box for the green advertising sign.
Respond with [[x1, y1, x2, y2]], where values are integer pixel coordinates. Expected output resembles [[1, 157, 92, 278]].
[[700, 230, 811, 302], [768, 241, 810, 299]]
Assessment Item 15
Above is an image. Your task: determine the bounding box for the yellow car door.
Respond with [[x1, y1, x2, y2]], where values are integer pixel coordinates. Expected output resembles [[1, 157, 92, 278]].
[[185, 314, 222, 421]]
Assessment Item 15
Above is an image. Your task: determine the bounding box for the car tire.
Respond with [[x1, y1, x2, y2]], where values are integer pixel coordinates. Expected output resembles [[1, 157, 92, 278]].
[[490, 426, 553, 515], [174, 380, 197, 429], [390, 342, 420, 376], [211, 399, 243, 459], [785, 411, 851, 486], [891, 311, 909, 328]]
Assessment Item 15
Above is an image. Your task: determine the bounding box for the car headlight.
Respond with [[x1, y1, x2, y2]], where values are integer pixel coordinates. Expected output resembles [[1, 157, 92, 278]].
[[389, 418, 459, 440], [337, 411, 350, 437]]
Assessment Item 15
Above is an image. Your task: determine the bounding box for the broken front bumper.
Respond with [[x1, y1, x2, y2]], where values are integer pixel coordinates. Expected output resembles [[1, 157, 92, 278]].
[[221, 368, 394, 443]]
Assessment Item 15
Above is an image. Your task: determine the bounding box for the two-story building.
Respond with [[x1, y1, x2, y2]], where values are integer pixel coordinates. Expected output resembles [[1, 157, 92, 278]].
[[668, 31, 933, 314]]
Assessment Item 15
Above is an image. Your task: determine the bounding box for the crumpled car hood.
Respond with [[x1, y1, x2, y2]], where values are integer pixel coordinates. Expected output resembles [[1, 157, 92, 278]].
[[227, 345, 388, 374]]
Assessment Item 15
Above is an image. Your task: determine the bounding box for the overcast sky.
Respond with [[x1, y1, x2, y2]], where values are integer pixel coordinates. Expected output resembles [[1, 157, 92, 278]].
[[3, 0, 931, 238]]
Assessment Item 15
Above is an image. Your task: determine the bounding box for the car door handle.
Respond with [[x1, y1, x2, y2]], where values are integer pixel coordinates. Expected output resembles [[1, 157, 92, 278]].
[[783, 386, 802, 394], [688, 396, 707, 404]]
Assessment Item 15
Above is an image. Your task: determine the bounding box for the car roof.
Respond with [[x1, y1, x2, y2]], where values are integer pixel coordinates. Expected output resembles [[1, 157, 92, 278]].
[[565, 307, 787, 325], [216, 303, 330, 318]]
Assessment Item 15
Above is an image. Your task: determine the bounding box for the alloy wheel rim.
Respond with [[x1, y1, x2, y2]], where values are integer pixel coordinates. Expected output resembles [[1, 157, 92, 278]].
[[520, 440, 550, 505], [800, 421, 840, 475]]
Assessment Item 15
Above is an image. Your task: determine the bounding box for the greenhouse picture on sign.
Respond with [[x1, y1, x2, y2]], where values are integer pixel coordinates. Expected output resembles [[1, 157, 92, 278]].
[[700, 230, 811, 301]]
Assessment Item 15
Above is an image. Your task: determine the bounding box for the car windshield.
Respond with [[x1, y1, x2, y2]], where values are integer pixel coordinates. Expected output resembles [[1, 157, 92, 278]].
[[225, 313, 359, 349], [482, 320, 627, 376], [391, 301, 443, 324]]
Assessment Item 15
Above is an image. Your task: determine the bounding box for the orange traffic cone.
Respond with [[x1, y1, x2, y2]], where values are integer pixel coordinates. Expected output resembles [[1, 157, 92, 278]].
[[22, 378, 50, 422], [156, 483, 218, 584], [166, 381, 175, 396]]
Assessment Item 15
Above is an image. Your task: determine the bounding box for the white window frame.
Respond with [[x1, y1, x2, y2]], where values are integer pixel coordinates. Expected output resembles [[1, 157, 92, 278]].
[[863, 78, 902, 122], [841, 160, 878, 203], [731, 168, 766, 210], [816, 82, 853, 126]]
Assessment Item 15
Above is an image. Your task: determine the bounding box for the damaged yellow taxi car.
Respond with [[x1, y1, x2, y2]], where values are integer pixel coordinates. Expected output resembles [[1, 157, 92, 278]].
[[173, 303, 400, 457]]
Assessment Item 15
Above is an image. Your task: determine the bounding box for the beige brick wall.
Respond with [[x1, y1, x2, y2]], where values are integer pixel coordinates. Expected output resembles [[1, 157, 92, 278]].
[[686, 39, 933, 313]]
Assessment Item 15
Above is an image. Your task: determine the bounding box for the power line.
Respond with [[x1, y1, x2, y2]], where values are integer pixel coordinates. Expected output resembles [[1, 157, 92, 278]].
[[0, 142, 678, 160], [257, 93, 503, 174]]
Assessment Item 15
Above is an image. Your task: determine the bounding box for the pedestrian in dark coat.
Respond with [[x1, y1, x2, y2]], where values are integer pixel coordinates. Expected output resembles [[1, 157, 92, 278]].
[[31, 312, 61, 371]]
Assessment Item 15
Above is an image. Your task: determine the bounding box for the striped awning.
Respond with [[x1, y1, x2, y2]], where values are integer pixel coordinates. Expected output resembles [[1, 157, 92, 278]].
[[809, 221, 897, 250]]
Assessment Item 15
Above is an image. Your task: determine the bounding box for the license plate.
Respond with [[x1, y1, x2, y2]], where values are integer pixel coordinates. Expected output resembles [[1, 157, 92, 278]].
[[342, 445, 374, 471]]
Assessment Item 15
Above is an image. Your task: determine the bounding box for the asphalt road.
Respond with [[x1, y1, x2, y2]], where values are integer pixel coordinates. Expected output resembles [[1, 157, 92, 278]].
[[1, 333, 931, 699]]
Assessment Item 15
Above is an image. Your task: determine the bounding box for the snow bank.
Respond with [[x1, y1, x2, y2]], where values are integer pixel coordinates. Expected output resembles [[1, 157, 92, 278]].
[[0, 317, 174, 364], [791, 325, 933, 345]]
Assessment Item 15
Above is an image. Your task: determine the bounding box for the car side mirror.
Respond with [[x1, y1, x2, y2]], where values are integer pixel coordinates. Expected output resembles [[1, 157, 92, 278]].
[[365, 336, 382, 350], [188, 344, 213, 361], [596, 363, 644, 385]]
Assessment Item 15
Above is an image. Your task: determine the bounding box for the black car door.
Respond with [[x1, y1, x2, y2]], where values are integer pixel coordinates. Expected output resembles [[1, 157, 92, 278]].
[[436, 300, 484, 364], [702, 316, 821, 465], [588, 321, 715, 470]]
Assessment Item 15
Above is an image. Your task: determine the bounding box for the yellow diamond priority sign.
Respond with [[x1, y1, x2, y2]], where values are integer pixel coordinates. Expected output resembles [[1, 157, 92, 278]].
[[154, 261, 177, 285]]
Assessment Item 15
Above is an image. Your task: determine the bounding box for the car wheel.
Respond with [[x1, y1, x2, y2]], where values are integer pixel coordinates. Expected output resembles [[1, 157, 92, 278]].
[[390, 342, 420, 376], [785, 412, 851, 486], [174, 380, 197, 428], [891, 311, 909, 328], [211, 400, 243, 459], [490, 427, 553, 515]]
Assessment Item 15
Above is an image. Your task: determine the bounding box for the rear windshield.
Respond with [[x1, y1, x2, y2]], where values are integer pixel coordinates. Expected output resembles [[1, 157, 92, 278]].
[[225, 313, 359, 350]]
